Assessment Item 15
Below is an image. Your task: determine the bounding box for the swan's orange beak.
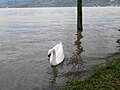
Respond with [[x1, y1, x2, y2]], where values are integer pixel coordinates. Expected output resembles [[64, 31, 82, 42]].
[[48, 54, 51, 61], [48, 57, 50, 61]]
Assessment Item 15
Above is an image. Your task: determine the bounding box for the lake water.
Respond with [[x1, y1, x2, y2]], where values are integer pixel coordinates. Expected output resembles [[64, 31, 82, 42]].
[[0, 7, 120, 90]]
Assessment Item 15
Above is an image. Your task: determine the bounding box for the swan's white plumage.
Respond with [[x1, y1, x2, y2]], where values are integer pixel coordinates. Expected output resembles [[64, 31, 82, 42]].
[[48, 42, 64, 66]]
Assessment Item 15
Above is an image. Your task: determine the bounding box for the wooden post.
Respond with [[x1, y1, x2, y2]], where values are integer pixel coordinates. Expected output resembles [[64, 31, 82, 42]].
[[77, 0, 83, 31]]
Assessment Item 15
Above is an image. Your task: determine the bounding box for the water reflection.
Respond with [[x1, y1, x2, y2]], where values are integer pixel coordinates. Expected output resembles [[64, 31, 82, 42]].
[[68, 31, 83, 65], [49, 65, 62, 90], [62, 31, 84, 79], [50, 66, 58, 85], [75, 30, 83, 56]]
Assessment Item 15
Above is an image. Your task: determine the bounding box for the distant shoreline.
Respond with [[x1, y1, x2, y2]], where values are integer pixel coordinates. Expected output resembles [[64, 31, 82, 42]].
[[0, 6, 120, 9]]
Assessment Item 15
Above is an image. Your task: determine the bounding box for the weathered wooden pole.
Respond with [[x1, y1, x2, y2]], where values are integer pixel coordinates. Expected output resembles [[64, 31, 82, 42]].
[[77, 0, 83, 31]]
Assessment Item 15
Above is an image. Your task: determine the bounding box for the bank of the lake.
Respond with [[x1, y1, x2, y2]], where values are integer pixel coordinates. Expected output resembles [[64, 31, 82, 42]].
[[63, 56, 120, 90]]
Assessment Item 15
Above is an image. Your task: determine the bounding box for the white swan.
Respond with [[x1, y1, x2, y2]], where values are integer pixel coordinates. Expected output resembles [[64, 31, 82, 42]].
[[48, 42, 64, 66]]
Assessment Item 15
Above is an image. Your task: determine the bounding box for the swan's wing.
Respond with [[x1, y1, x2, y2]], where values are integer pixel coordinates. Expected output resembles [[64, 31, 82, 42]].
[[56, 43, 64, 64]]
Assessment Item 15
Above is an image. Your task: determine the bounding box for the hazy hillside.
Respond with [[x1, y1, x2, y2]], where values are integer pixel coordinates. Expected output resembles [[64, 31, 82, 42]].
[[83, 0, 120, 6], [0, 0, 119, 8]]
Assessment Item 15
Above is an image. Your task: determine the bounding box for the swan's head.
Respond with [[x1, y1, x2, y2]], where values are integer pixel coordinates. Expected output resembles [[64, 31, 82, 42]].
[[48, 49, 53, 61]]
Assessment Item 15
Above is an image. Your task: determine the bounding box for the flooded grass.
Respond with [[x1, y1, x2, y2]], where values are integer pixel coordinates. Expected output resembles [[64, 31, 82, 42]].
[[62, 56, 120, 90]]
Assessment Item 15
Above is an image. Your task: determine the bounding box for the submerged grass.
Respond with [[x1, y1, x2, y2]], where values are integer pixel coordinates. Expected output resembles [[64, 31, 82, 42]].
[[62, 57, 120, 90]]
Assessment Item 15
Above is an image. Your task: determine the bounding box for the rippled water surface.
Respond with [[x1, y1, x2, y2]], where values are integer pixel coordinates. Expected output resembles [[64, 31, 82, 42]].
[[0, 7, 120, 90]]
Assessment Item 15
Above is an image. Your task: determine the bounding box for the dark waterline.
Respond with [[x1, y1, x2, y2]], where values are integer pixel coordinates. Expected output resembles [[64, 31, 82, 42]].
[[0, 7, 120, 90]]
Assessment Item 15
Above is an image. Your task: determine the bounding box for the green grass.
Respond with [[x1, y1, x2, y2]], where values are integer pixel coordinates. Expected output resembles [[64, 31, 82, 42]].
[[62, 57, 120, 90]]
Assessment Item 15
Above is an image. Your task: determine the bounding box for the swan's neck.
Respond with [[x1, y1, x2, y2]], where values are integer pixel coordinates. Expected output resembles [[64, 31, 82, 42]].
[[50, 49, 56, 63]]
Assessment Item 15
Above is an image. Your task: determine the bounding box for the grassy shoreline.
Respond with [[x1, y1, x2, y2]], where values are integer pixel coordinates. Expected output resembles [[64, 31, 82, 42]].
[[62, 57, 120, 90]]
